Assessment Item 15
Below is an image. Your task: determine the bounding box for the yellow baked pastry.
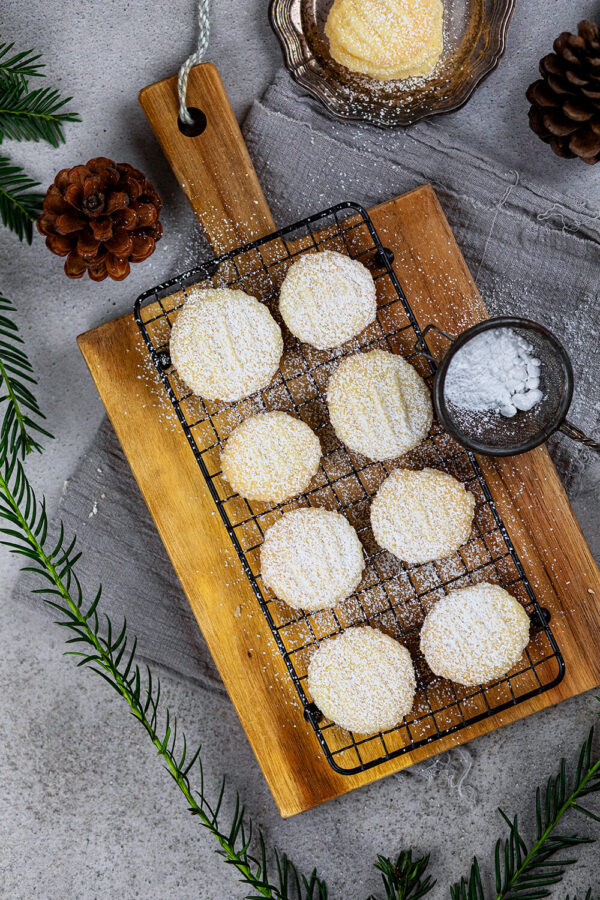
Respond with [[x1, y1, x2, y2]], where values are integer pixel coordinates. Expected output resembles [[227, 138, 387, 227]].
[[279, 250, 377, 350], [261, 507, 365, 611], [308, 626, 416, 733], [326, 349, 432, 461], [420, 583, 530, 686], [325, 0, 444, 81], [371, 467, 475, 563], [220, 411, 321, 503], [170, 287, 283, 402]]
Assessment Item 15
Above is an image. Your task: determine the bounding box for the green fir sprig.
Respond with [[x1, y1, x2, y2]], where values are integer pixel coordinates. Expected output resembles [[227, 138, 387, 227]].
[[1, 292, 600, 898], [0, 79, 79, 146], [368, 849, 435, 900], [0, 448, 328, 899], [452, 729, 600, 900], [0, 294, 51, 454], [0, 35, 79, 241], [0, 39, 44, 87], [0, 156, 43, 242]]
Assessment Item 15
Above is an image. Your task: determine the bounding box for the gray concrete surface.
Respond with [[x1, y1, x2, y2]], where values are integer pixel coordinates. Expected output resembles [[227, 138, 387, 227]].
[[1, 1, 600, 897]]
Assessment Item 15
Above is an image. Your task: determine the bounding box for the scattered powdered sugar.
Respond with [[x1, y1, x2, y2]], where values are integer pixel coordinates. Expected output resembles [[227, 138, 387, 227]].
[[445, 328, 543, 419]]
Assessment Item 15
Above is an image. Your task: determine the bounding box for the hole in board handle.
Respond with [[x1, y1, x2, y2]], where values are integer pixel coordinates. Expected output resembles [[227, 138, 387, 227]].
[[177, 107, 208, 137]]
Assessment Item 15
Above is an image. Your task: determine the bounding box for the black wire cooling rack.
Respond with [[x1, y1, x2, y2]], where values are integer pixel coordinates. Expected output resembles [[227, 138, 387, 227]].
[[134, 202, 565, 776]]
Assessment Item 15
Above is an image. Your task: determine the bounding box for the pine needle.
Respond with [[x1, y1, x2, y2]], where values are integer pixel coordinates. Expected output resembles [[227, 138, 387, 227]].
[[0, 294, 52, 455], [368, 849, 435, 900], [452, 730, 600, 900], [0, 79, 80, 146], [0, 38, 44, 87], [0, 156, 43, 242]]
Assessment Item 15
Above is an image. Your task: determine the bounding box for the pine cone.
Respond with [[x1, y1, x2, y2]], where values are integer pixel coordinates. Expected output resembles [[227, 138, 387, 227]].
[[526, 20, 600, 164], [37, 157, 163, 281]]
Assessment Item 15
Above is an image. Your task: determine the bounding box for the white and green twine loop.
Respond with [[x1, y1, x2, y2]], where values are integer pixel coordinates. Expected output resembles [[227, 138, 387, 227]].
[[177, 0, 211, 125]]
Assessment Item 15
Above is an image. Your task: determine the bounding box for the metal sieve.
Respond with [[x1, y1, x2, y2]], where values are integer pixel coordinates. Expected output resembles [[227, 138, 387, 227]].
[[415, 316, 600, 457]]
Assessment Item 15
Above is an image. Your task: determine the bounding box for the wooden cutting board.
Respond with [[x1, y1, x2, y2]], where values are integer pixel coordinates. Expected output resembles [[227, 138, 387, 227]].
[[78, 64, 600, 818]]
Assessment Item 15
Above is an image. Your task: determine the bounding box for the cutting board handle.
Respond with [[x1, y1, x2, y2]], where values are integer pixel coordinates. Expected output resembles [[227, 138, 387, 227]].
[[139, 63, 275, 254]]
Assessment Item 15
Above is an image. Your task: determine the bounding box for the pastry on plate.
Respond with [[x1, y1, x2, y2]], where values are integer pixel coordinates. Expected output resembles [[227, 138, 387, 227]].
[[221, 411, 321, 503], [325, 0, 444, 82], [279, 250, 376, 350], [308, 625, 416, 733], [420, 582, 530, 686], [371, 466, 475, 564], [170, 287, 283, 402], [326, 349, 432, 460], [261, 507, 365, 611]]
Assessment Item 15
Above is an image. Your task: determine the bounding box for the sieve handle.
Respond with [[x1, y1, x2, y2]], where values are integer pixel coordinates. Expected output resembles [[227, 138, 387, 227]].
[[410, 323, 456, 367], [560, 420, 600, 454]]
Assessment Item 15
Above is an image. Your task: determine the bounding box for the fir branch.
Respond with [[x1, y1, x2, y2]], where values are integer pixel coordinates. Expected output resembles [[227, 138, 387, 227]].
[[0, 435, 327, 900], [0, 156, 44, 242], [2, 293, 600, 900], [368, 849, 435, 900], [0, 79, 79, 146], [0, 295, 51, 455], [0, 39, 44, 87], [452, 731, 600, 900]]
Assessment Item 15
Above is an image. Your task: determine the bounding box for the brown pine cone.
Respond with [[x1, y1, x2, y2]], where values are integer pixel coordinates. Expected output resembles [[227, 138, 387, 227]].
[[37, 157, 163, 281], [526, 20, 600, 164]]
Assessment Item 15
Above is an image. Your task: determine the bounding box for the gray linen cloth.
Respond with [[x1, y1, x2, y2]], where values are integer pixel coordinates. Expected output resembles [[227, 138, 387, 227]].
[[13, 71, 600, 787]]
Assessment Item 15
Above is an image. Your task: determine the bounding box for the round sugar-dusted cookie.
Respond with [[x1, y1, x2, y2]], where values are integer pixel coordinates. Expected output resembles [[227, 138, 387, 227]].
[[220, 411, 321, 504], [371, 467, 475, 564], [420, 582, 531, 686], [325, 0, 444, 81], [169, 287, 283, 402], [326, 349, 432, 461], [308, 626, 416, 734], [261, 507, 365, 611], [279, 250, 377, 350]]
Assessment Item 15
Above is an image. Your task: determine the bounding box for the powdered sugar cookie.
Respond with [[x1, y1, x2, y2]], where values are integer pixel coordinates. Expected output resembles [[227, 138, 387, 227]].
[[327, 349, 432, 461], [308, 626, 416, 733], [371, 467, 475, 563], [220, 411, 321, 503], [279, 250, 376, 350], [326, 0, 444, 81], [170, 287, 283, 402], [261, 507, 365, 611], [420, 583, 530, 686]]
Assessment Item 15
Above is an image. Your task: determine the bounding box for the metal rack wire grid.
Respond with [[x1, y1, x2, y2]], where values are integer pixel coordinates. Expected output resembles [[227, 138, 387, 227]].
[[134, 202, 565, 776]]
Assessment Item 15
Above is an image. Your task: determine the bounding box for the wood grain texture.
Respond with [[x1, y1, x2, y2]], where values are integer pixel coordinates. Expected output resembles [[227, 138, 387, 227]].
[[139, 64, 275, 252], [79, 185, 600, 817]]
